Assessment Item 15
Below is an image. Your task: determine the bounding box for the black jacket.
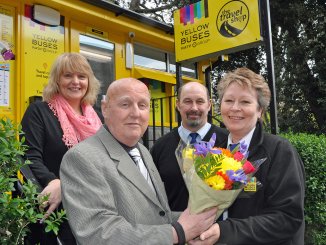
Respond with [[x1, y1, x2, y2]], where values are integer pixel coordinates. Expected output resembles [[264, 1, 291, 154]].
[[218, 121, 305, 245], [21, 101, 68, 187], [21, 101, 77, 244]]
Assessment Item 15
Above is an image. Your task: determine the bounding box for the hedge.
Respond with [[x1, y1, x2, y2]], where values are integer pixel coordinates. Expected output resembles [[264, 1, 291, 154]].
[[282, 132, 326, 245]]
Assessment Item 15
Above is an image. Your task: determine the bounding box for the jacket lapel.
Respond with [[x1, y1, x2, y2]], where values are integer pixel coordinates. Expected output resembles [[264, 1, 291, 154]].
[[138, 145, 171, 211], [248, 121, 264, 159], [96, 127, 164, 209], [117, 154, 161, 206]]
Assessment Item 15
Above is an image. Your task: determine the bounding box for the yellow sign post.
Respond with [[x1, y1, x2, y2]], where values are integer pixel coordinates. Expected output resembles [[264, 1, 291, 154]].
[[174, 0, 262, 63]]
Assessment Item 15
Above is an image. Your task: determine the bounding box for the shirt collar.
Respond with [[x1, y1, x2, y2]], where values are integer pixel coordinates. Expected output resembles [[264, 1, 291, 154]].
[[178, 122, 211, 144]]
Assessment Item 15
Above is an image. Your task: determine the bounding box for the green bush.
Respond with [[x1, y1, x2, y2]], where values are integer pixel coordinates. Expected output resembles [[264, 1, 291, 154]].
[[0, 118, 65, 245], [282, 132, 326, 245]]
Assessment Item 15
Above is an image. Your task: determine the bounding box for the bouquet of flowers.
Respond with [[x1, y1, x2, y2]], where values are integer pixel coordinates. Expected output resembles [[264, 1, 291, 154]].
[[176, 133, 265, 218]]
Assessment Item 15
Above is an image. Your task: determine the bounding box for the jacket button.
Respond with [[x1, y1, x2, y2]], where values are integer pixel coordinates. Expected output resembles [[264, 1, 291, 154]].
[[159, 211, 165, 216]]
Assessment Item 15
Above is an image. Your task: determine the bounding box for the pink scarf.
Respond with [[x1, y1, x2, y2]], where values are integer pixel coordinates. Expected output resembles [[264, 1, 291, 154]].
[[48, 94, 102, 148]]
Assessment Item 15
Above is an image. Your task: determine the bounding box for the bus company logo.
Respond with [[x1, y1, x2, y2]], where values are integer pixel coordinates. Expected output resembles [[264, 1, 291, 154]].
[[179, 0, 209, 25], [216, 1, 249, 38]]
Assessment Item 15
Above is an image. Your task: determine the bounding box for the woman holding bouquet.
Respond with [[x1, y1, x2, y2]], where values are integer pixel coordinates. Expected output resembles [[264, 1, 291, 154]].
[[189, 67, 305, 245]]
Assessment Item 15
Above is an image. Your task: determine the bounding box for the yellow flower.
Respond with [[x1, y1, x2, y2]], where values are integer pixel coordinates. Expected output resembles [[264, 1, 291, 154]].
[[183, 148, 194, 159], [204, 175, 225, 190], [220, 157, 242, 173]]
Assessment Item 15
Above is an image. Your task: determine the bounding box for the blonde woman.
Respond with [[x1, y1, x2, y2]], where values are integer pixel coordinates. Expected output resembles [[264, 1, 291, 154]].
[[21, 53, 102, 244]]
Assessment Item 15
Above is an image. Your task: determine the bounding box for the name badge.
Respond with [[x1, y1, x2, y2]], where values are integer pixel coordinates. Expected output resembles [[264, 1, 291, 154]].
[[244, 177, 257, 192]]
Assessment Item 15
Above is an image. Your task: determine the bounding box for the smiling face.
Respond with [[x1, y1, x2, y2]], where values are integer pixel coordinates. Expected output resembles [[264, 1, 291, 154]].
[[220, 82, 262, 142], [176, 82, 211, 132], [58, 71, 88, 107], [101, 78, 150, 147]]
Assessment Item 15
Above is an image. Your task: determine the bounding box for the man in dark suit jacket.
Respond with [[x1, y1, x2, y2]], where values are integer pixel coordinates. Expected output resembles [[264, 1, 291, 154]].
[[60, 78, 217, 244], [151, 82, 228, 211]]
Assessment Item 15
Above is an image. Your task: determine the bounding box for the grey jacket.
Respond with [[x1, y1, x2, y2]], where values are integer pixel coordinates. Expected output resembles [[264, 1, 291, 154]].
[[60, 126, 179, 245]]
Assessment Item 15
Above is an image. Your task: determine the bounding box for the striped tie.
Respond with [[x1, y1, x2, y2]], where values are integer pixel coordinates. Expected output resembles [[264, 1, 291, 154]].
[[129, 148, 155, 192]]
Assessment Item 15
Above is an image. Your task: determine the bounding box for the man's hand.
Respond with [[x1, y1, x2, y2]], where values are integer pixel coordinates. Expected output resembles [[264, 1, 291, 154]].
[[178, 207, 218, 241], [188, 223, 221, 245], [39, 179, 61, 221]]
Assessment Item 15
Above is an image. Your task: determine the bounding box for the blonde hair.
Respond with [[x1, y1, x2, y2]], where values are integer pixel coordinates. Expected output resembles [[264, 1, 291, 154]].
[[43, 52, 100, 105], [217, 67, 271, 112]]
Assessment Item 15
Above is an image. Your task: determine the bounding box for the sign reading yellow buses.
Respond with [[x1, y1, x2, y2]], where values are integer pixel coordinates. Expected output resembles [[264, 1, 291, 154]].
[[174, 0, 262, 63]]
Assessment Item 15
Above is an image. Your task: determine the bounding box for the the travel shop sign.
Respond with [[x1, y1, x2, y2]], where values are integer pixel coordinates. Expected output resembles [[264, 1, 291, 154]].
[[174, 0, 263, 63]]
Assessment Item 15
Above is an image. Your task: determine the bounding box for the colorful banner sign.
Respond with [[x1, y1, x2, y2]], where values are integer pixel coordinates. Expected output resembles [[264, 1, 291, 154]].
[[174, 0, 262, 62]]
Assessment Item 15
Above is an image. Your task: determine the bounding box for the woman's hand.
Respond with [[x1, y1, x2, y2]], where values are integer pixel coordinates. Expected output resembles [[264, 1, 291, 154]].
[[39, 179, 61, 221], [188, 223, 221, 245]]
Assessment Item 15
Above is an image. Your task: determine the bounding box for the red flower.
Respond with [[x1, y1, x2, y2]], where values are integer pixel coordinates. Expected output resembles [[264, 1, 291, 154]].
[[233, 151, 245, 161], [242, 161, 256, 174]]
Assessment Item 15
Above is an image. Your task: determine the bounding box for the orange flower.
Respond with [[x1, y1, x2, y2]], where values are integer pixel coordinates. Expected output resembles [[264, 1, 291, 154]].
[[216, 147, 233, 158]]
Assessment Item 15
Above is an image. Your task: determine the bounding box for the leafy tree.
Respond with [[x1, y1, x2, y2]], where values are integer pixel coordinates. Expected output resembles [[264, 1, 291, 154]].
[[270, 0, 326, 134]]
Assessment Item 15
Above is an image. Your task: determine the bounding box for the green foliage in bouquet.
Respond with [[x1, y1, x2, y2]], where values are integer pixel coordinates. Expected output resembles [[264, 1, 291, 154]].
[[0, 118, 66, 245], [282, 132, 326, 245], [194, 152, 223, 179]]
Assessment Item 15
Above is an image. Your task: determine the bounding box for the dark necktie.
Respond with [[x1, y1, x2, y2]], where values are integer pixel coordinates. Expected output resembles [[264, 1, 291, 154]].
[[128, 148, 155, 192], [229, 143, 239, 152], [189, 132, 199, 144]]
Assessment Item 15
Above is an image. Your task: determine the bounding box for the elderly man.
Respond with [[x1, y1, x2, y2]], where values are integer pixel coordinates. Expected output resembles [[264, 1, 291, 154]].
[[60, 78, 217, 244], [151, 82, 228, 211]]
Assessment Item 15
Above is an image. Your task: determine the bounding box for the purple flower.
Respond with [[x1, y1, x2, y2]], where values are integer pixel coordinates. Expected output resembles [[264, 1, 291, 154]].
[[193, 133, 221, 156], [239, 141, 248, 154], [226, 169, 247, 184]]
